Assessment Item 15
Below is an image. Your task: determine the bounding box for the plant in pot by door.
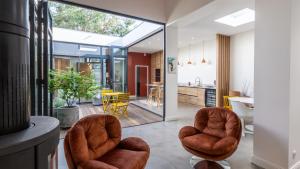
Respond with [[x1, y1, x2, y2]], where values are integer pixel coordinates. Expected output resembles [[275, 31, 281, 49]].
[[49, 68, 99, 128]]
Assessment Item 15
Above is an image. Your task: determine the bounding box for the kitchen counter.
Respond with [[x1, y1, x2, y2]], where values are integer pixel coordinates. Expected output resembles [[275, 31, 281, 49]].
[[177, 84, 216, 90], [178, 85, 216, 107]]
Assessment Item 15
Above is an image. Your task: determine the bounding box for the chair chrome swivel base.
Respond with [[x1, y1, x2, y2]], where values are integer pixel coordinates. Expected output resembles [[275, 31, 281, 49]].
[[190, 156, 231, 169]]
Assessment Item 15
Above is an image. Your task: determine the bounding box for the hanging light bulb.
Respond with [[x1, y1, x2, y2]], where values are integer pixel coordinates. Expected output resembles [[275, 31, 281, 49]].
[[201, 41, 207, 64], [187, 44, 192, 64], [201, 58, 206, 64]]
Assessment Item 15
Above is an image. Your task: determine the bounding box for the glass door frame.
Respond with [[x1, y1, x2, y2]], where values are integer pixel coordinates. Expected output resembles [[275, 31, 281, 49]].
[[31, 0, 53, 116], [110, 46, 128, 92], [45, 2, 54, 116], [82, 56, 109, 88], [29, 0, 37, 116]]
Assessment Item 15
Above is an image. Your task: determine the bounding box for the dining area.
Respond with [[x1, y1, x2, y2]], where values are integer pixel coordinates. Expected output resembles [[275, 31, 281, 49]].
[[129, 82, 164, 117], [223, 91, 254, 137], [147, 82, 164, 107]]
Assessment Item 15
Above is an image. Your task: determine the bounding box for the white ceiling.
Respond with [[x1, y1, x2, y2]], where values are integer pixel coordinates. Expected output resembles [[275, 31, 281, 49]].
[[128, 31, 164, 54], [174, 0, 255, 48], [125, 0, 255, 53]]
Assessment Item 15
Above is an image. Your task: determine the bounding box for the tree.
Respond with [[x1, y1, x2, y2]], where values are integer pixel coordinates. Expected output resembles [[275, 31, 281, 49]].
[[49, 2, 137, 37]]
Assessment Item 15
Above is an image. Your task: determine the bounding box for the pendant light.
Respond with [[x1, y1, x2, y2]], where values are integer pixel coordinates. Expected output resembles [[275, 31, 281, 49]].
[[187, 44, 192, 64], [201, 41, 207, 64]]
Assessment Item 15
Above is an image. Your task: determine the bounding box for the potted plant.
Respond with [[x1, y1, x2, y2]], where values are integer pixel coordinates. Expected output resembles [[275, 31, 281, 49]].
[[49, 68, 99, 128]]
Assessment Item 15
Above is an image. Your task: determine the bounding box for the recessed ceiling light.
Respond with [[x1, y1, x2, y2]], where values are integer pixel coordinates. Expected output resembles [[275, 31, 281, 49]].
[[215, 8, 255, 27]]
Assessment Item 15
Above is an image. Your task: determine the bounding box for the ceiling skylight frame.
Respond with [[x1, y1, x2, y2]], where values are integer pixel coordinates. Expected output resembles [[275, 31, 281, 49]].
[[214, 8, 255, 27], [122, 21, 144, 37]]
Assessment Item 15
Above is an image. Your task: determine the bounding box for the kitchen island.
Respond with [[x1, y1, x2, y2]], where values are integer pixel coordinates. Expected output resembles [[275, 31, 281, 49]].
[[178, 85, 216, 107]]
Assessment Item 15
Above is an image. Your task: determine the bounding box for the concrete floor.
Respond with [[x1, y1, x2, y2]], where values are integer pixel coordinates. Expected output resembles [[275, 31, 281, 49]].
[[58, 103, 261, 169]]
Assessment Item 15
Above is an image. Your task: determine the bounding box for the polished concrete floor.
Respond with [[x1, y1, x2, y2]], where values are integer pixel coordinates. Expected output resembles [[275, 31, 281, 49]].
[[58, 103, 261, 169], [131, 99, 163, 116]]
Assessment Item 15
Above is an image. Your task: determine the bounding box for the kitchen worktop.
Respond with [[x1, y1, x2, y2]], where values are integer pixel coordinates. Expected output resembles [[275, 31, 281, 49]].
[[177, 84, 216, 90]]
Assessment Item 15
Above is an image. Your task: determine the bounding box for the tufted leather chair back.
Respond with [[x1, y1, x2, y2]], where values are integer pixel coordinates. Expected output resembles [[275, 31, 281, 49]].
[[64, 115, 121, 169], [194, 107, 241, 140]]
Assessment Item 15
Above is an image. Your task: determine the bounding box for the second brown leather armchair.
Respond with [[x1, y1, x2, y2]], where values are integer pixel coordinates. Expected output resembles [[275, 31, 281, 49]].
[[179, 107, 242, 167], [64, 114, 150, 169]]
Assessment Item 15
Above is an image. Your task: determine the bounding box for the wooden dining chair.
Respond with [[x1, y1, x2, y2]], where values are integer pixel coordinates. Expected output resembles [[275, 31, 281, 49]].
[[156, 87, 163, 107], [147, 87, 157, 104]]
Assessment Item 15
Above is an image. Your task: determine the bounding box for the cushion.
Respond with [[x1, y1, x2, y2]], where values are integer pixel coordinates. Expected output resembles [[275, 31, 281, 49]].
[[98, 149, 149, 169], [195, 108, 240, 138], [182, 133, 237, 156]]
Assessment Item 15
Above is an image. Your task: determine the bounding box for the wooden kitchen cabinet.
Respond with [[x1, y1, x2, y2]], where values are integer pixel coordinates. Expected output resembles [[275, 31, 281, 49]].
[[151, 51, 164, 83], [178, 86, 205, 107]]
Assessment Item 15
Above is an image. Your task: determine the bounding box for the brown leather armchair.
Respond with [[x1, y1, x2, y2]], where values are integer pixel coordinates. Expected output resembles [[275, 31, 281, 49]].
[[179, 108, 242, 168], [64, 114, 150, 169]]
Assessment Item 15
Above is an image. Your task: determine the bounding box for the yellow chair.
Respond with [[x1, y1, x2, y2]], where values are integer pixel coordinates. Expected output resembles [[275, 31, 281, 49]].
[[110, 93, 130, 118], [223, 96, 233, 110], [101, 89, 113, 113]]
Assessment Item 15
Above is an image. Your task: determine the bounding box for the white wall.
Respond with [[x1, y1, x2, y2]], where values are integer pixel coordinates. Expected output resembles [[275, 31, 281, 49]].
[[165, 26, 179, 120], [253, 0, 291, 168], [289, 0, 300, 168], [178, 39, 216, 85], [230, 30, 254, 97]]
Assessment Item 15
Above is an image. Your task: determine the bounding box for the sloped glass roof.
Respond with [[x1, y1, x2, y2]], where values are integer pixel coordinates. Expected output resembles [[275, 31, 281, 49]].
[[49, 1, 142, 37], [53, 21, 163, 47]]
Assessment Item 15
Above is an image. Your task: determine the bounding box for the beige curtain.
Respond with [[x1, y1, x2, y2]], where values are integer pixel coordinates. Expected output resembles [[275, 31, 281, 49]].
[[216, 34, 230, 107]]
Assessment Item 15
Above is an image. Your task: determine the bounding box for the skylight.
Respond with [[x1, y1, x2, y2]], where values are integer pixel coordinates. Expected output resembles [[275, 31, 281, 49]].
[[49, 1, 142, 37], [215, 8, 255, 27]]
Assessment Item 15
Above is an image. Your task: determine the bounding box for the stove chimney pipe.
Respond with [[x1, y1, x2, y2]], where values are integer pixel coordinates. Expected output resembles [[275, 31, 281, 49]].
[[0, 0, 31, 135]]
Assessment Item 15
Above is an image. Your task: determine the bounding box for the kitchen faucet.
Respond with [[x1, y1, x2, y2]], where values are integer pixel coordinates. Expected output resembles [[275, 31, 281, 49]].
[[195, 77, 201, 86]]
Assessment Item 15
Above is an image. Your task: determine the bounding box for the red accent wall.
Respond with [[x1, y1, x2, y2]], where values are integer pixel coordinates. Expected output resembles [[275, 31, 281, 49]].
[[128, 52, 151, 96]]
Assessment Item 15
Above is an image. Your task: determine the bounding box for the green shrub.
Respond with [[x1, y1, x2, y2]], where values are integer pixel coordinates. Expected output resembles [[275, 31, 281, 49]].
[[49, 68, 99, 107]]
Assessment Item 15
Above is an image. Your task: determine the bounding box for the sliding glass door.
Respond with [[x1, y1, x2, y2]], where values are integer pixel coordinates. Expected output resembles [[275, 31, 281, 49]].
[[30, 0, 53, 116], [110, 47, 128, 92], [113, 58, 126, 92]]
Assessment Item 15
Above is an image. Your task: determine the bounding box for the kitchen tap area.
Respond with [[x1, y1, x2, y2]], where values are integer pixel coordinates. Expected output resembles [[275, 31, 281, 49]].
[[195, 76, 202, 86]]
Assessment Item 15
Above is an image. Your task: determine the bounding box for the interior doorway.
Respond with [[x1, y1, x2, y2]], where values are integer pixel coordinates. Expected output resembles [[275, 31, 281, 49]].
[[135, 65, 149, 97]]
